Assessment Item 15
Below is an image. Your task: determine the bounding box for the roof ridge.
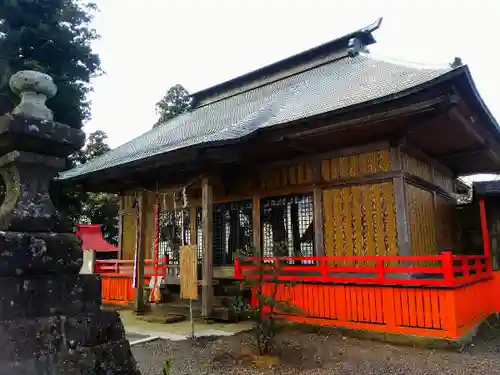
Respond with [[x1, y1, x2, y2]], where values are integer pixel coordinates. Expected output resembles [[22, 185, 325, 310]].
[[192, 18, 383, 108]]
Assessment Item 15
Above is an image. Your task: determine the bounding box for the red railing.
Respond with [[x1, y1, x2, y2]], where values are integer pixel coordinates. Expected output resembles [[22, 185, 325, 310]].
[[234, 252, 491, 287], [94, 256, 168, 277], [94, 256, 167, 305]]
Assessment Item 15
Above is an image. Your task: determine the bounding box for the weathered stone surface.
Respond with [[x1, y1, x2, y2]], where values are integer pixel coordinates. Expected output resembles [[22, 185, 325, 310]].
[[0, 115, 85, 157], [0, 310, 126, 362], [0, 275, 100, 320], [9, 70, 57, 122], [0, 71, 141, 374], [0, 231, 82, 276], [0, 339, 140, 375]]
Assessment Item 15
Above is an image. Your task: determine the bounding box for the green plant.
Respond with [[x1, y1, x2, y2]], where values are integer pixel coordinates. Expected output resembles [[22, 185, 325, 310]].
[[233, 244, 301, 356], [162, 358, 172, 375]]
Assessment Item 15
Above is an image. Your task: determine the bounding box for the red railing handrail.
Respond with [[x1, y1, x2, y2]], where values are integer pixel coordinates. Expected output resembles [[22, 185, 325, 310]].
[[234, 252, 491, 288], [94, 256, 168, 277]]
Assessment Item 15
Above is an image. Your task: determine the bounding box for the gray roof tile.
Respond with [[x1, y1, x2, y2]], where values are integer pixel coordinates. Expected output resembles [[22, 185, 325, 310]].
[[59, 53, 451, 181]]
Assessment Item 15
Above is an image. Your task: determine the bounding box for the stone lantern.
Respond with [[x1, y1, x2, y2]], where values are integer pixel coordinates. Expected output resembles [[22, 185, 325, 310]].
[[0, 71, 141, 374]]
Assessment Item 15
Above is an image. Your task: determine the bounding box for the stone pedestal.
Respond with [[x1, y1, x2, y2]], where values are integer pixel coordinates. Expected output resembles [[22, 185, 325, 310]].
[[0, 71, 141, 374]]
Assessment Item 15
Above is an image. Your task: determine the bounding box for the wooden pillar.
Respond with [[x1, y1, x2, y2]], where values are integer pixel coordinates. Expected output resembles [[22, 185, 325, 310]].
[[252, 196, 261, 251], [117, 195, 124, 260], [313, 187, 324, 256], [391, 146, 411, 256], [201, 177, 213, 317], [479, 197, 491, 260], [134, 191, 148, 313]]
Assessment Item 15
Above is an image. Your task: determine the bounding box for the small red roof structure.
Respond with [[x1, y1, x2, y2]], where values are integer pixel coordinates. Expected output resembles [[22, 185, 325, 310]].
[[76, 224, 118, 252]]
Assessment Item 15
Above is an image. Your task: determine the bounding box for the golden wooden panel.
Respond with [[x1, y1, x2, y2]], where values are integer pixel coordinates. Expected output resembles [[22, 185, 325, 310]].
[[323, 182, 398, 266], [322, 150, 391, 182], [260, 162, 314, 189], [402, 153, 432, 182], [405, 184, 437, 265], [180, 245, 198, 300]]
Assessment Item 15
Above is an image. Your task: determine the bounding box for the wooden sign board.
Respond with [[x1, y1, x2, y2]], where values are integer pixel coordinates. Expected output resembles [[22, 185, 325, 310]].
[[180, 245, 198, 300]]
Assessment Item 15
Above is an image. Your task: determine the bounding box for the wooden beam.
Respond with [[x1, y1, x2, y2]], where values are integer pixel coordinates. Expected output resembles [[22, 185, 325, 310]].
[[133, 191, 148, 313], [393, 176, 411, 256], [252, 196, 261, 250], [117, 196, 124, 260], [281, 97, 447, 140], [449, 106, 500, 165], [201, 177, 213, 318], [403, 173, 455, 200], [390, 146, 402, 171], [312, 186, 324, 256]]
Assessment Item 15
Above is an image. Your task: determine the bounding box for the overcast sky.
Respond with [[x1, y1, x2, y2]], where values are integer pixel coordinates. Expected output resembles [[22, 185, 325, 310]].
[[87, 0, 499, 156]]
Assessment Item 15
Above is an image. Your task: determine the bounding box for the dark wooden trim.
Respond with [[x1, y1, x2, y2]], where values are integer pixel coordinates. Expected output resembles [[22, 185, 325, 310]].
[[313, 187, 324, 256], [390, 146, 402, 171], [252, 196, 261, 250], [133, 191, 148, 313], [282, 97, 447, 140], [201, 177, 213, 317], [323, 171, 402, 189], [403, 173, 455, 200], [393, 176, 411, 256]]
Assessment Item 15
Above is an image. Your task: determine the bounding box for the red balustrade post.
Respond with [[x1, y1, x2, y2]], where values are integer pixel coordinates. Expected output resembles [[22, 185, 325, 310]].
[[376, 259, 385, 281], [321, 259, 328, 280], [234, 257, 242, 279], [479, 198, 492, 275], [442, 251, 454, 286]]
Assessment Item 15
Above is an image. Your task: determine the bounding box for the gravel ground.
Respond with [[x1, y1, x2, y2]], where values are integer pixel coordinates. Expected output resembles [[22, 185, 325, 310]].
[[131, 320, 500, 375]]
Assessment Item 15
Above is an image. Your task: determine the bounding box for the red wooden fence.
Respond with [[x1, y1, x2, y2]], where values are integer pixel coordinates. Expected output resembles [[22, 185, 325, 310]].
[[95, 257, 167, 305], [235, 253, 494, 339]]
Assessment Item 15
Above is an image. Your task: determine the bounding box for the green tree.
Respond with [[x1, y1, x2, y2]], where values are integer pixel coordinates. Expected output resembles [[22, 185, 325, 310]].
[[0, 0, 102, 128], [153, 84, 192, 127], [79, 130, 119, 244]]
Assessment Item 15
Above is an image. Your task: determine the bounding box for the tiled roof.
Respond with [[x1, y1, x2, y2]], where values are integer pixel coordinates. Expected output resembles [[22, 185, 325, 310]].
[[59, 53, 451, 181]]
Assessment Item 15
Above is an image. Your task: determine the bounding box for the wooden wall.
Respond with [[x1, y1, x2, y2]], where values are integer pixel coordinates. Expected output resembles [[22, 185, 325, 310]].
[[321, 149, 392, 181], [405, 183, 436, 257], [401, 150, 459, 258], [323, 182, 398, 262], [116, 143, 461, 266]]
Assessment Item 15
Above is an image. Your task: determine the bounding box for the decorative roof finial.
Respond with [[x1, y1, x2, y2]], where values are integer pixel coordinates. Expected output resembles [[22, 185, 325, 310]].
[[9, 70, 57, 121]]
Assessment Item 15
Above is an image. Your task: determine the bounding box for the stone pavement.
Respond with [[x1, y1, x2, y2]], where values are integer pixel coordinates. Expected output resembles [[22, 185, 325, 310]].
[[119, 310, 253, 344]]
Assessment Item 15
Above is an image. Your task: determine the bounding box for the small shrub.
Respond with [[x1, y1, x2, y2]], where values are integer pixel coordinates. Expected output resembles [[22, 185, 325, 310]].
[[162, 358, 172, 375], [233, 244, 301, 356]]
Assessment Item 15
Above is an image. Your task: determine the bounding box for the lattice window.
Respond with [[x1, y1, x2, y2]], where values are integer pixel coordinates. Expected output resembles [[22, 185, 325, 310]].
[[157, 209, 190, 265], [196, 201, 253, 266], [261, 195, 314, 264]]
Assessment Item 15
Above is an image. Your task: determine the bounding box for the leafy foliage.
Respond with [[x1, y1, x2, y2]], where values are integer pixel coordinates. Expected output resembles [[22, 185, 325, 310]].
[[54, 130, 119, 243], [0, 0, 102, 128], [153, 84, 192, 127], [233, 244, 301, 356], [162, 358, 173, 375]]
